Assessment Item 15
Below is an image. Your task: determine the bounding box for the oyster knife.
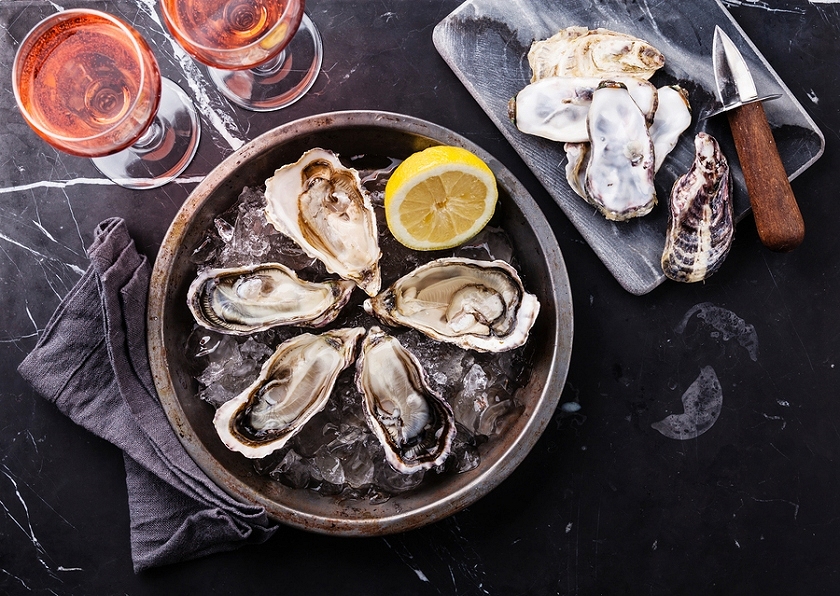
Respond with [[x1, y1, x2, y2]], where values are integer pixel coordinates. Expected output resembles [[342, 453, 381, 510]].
[[712, 26, 804, 252]]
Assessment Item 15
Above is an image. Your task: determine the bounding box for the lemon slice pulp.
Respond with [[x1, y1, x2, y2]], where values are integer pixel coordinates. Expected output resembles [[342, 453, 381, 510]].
[[384, 145, 498, 250]]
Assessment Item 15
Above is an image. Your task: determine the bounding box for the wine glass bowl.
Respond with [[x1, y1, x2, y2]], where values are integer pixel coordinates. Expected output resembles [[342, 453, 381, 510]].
[[161, 0, 322, 111], [13, 10, 162, 158], [161, 0, 303, 70], [12, 9, 200, 189]]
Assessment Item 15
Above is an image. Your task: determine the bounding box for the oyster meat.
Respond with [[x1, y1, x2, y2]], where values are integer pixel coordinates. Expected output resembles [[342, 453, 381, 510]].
[[662, 132, 734, 283], [364, 257, 540, 352], [528, 27, 665, 82], [355, 327, 456, 474], [214, 327, 365, 459], [509, 76, 657, 143], [187, 262, 355, 335], [264, 148, 381, 296], [584, 81, 657, 221]]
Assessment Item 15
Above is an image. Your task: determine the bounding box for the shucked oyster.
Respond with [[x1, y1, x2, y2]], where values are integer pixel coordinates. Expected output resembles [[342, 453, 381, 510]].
[[528, 27, 665, 82], [364, 257, 540, 353], [264, 148, 381, 296], [649, 85, 692, 173], [584, 81, 657, 220], [214, 327, 365, 459], [509, 76, 658, 144], [662, 132, 733, 283], [356, 327, 456, 474], [187, 262, 355, 335], [565, 85, 691, 203]]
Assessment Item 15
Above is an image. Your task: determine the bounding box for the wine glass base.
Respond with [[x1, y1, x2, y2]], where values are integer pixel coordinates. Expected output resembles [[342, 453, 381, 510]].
[[92, 78, 200, 189], [207, 12, 323, 112]]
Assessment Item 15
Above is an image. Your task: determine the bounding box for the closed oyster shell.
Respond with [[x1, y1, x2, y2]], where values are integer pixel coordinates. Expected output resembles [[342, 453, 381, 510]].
[[662, 132, 733, 283], [214, 327, 365, 459], [187, 262, 355, 335], [528, 27, 665, 82], [584, 81, 656, 220], [264, 148, 381, 296], [355, 327, 456, 474], [364, 257, 540, 353]]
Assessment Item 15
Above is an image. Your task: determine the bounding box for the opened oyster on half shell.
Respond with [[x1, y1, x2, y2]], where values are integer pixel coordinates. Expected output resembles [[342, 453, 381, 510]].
[[356, 327, 456, 474], [187, 262, 355, 335], [364, 257, 540, 353], [264, 148, 382, 296], [214, 327, 365, 459]]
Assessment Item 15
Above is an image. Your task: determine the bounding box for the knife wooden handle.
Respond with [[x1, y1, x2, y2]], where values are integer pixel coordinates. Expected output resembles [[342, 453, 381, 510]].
[[727, 101, 804, 252]]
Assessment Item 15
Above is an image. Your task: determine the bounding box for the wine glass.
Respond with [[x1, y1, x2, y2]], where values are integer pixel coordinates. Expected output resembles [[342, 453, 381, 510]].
[[160, 0, 322, 112], [13, 9, 200, 190]]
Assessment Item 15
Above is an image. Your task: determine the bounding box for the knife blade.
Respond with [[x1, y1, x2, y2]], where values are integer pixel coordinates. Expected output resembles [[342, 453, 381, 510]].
[[712, 25, 804, 252]]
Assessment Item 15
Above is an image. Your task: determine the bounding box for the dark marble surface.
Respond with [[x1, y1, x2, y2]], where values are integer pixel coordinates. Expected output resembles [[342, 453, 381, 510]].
[[1, 0, 838, 594]]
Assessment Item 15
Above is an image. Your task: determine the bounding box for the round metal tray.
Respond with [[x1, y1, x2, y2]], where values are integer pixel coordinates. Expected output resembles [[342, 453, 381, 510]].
[[147, 110, 573, 536]]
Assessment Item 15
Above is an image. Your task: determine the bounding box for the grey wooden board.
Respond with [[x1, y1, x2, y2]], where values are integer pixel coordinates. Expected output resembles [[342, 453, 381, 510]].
[[433, 0, 824, 295]]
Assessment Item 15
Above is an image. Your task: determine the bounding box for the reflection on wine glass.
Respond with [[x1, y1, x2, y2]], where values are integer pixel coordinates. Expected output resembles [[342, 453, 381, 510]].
[[161, 0, 322, 112], [13, 9, 200, 190]]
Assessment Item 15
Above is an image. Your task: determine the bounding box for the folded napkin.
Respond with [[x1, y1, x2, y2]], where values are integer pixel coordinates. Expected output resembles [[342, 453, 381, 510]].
[[17, 218, 277, 572]]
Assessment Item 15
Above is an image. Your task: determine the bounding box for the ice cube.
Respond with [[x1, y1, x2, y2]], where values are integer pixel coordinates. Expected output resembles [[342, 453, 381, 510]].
[[314, 445, 346, 485], [197, 382, 235, 408], [374, 459, 425, 494], [269, 449, 311, 489], [214, 217, 234, 243], [341, 440, 376, 488]]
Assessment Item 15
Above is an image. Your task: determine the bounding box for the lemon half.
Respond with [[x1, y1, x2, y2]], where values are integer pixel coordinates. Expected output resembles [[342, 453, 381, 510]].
[[384, 145, 498, 250]]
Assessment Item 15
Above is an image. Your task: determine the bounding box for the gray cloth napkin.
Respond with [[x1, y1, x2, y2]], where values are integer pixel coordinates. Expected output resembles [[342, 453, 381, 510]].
[[17, 217, 277, 572]]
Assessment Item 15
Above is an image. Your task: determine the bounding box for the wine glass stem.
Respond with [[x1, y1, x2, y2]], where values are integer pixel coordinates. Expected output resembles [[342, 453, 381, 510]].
[[132, 117, 165, 153], [91, 77, 200, 189], [251, 49, 287, 76]]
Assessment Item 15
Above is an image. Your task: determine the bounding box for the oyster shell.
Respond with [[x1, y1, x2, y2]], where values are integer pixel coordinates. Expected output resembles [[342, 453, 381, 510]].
[[649, 85, 692, 173], [564, 141, 589, 200], [662, 132, 733, 283], [585, 81, 657, 221], [565, 84, 691, 200], [214, 327, 365, 459], [264, 148, 381, 296], [364, 257, 540, 352], [528, 27, 665, 82], [509, 76, 657, 143], [187, 262, 355, 335], [509, 76, 596, 143], [355, 327, 456, 474]]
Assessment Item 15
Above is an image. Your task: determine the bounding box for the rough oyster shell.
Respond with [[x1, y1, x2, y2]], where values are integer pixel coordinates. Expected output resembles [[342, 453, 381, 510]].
[[355, 327, 456, 474], [363, 257, 540, 353], [214, 327, 365, 459], [584, 81, 657, 221], [187, 262, 355, 335], [662, 132, 734, 283], [264, 148, 381, 296], [528, 27, 665, 82]]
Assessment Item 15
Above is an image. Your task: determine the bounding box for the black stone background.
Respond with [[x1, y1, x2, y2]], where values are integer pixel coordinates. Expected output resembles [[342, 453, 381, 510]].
[[1, 0, 838, 594]]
